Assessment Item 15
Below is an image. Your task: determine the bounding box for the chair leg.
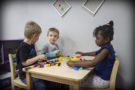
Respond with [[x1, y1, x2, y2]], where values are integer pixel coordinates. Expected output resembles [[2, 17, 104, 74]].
[[11, 84, 15, 90]]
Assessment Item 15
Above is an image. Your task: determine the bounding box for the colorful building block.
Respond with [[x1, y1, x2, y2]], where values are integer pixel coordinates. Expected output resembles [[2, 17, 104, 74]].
[[73, 66, 80, 70]]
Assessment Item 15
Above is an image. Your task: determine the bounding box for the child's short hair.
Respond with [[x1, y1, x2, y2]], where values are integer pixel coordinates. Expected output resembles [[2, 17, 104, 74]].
[[24, 21, 42, 39], [47, 27, 59, 36], [93, 20, 114, 41]]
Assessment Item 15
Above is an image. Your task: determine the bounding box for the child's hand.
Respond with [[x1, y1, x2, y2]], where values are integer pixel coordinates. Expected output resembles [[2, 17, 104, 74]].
[[67, 61, 75, 67], [75, 51, 84, 56], [81, 59, 87, 61], [37, 54, 46, 62]]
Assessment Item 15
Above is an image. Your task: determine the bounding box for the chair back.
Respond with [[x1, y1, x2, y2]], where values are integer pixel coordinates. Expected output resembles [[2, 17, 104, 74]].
[[9, 54, 17, 81], [109, 56, 120, 89]]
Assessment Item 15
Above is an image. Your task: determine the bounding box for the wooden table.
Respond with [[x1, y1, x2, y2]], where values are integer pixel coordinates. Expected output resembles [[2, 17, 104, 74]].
[[26, 57, 94, 90]]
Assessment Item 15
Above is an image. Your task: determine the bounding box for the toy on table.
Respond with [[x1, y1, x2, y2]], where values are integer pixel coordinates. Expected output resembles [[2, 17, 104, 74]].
[[23, 63, 39, 71], [45, 50, 62, 59], [58, 55, 82, 62], [71, 56, 86, 70], [58, 56, 71, 63], [23, 58, 61, 71], [73, 66, 85, 71], [70, 56, 82, 61], [23, 55, 82, 71], [38, 58, 61, 68], [57, 56, 85, 71]]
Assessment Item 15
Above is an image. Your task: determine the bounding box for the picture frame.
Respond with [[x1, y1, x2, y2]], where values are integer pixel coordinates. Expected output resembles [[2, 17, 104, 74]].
[[82, 0, 105, 16], [53, 0, 71, 17]]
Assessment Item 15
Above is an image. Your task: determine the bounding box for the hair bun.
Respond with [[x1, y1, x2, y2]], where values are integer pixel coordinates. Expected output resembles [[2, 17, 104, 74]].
[[108, 20, 113, 27]]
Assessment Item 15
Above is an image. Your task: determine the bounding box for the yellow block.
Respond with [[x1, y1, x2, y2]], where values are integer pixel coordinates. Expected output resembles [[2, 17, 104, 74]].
[[70, 58, 80, 61]]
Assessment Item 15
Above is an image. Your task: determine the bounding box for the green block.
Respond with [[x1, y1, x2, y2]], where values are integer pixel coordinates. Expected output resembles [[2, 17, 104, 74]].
[[79, 67, 84, 70]]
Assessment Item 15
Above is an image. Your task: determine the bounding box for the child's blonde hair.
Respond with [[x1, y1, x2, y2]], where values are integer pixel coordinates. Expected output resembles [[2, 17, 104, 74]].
[[24, 21, 42, 39], [47, 27, 59, 37]]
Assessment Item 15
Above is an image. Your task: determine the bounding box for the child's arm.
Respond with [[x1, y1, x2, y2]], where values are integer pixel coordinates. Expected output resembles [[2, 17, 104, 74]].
[[67, 60, 93, 68], [22, 54, 46, 66], [89, 49, 109, 66], [68, 49, 109, 67], [76, 51, 96, 56]]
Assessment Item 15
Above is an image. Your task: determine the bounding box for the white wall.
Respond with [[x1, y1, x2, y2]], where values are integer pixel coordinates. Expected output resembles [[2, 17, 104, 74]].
[[1, 0, 134, 89]]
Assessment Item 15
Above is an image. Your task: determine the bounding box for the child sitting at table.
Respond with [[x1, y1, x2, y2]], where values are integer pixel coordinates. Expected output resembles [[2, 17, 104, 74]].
[[42, 27, 61, 59], [16, 21, 47, 90], [42, 28, 69, 90], [67, 21, 115, 88]]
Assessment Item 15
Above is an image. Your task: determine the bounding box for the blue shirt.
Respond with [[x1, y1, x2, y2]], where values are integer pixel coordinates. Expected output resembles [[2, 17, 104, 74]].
[[42, 43, 59, 54], [94, 43, 115, 80]]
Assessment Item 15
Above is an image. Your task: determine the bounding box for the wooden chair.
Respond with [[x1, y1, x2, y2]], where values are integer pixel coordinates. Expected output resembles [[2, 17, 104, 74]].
[[9, 54, 27, 90], [81, 56, 120, 90]]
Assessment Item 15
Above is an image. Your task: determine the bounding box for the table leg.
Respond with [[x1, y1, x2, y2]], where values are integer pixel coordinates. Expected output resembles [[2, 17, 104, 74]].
[[72, 83, 80, 90], [26, 72, 31, 90]]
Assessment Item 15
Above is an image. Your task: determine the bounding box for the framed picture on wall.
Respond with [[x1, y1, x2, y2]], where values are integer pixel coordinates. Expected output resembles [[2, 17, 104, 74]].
[[53, 0, 71, 17], [82, 0, 105, 16]]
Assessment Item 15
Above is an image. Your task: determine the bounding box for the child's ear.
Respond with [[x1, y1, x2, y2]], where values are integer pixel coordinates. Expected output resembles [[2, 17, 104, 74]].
[[31, 34, 38, 40], [105, 37, 110, 43], [57, 36, 59, 39], [56, 35, 59, 39], [33, 33, 38, 37]]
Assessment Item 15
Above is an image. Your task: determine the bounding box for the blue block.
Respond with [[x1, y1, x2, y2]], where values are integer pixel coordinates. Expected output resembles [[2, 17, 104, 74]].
[[73, 66, 80, 70]]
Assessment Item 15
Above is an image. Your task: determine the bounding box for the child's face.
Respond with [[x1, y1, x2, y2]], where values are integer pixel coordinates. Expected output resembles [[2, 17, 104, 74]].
[[47, 31, 59, 44], [95, 31, 108, 46]]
